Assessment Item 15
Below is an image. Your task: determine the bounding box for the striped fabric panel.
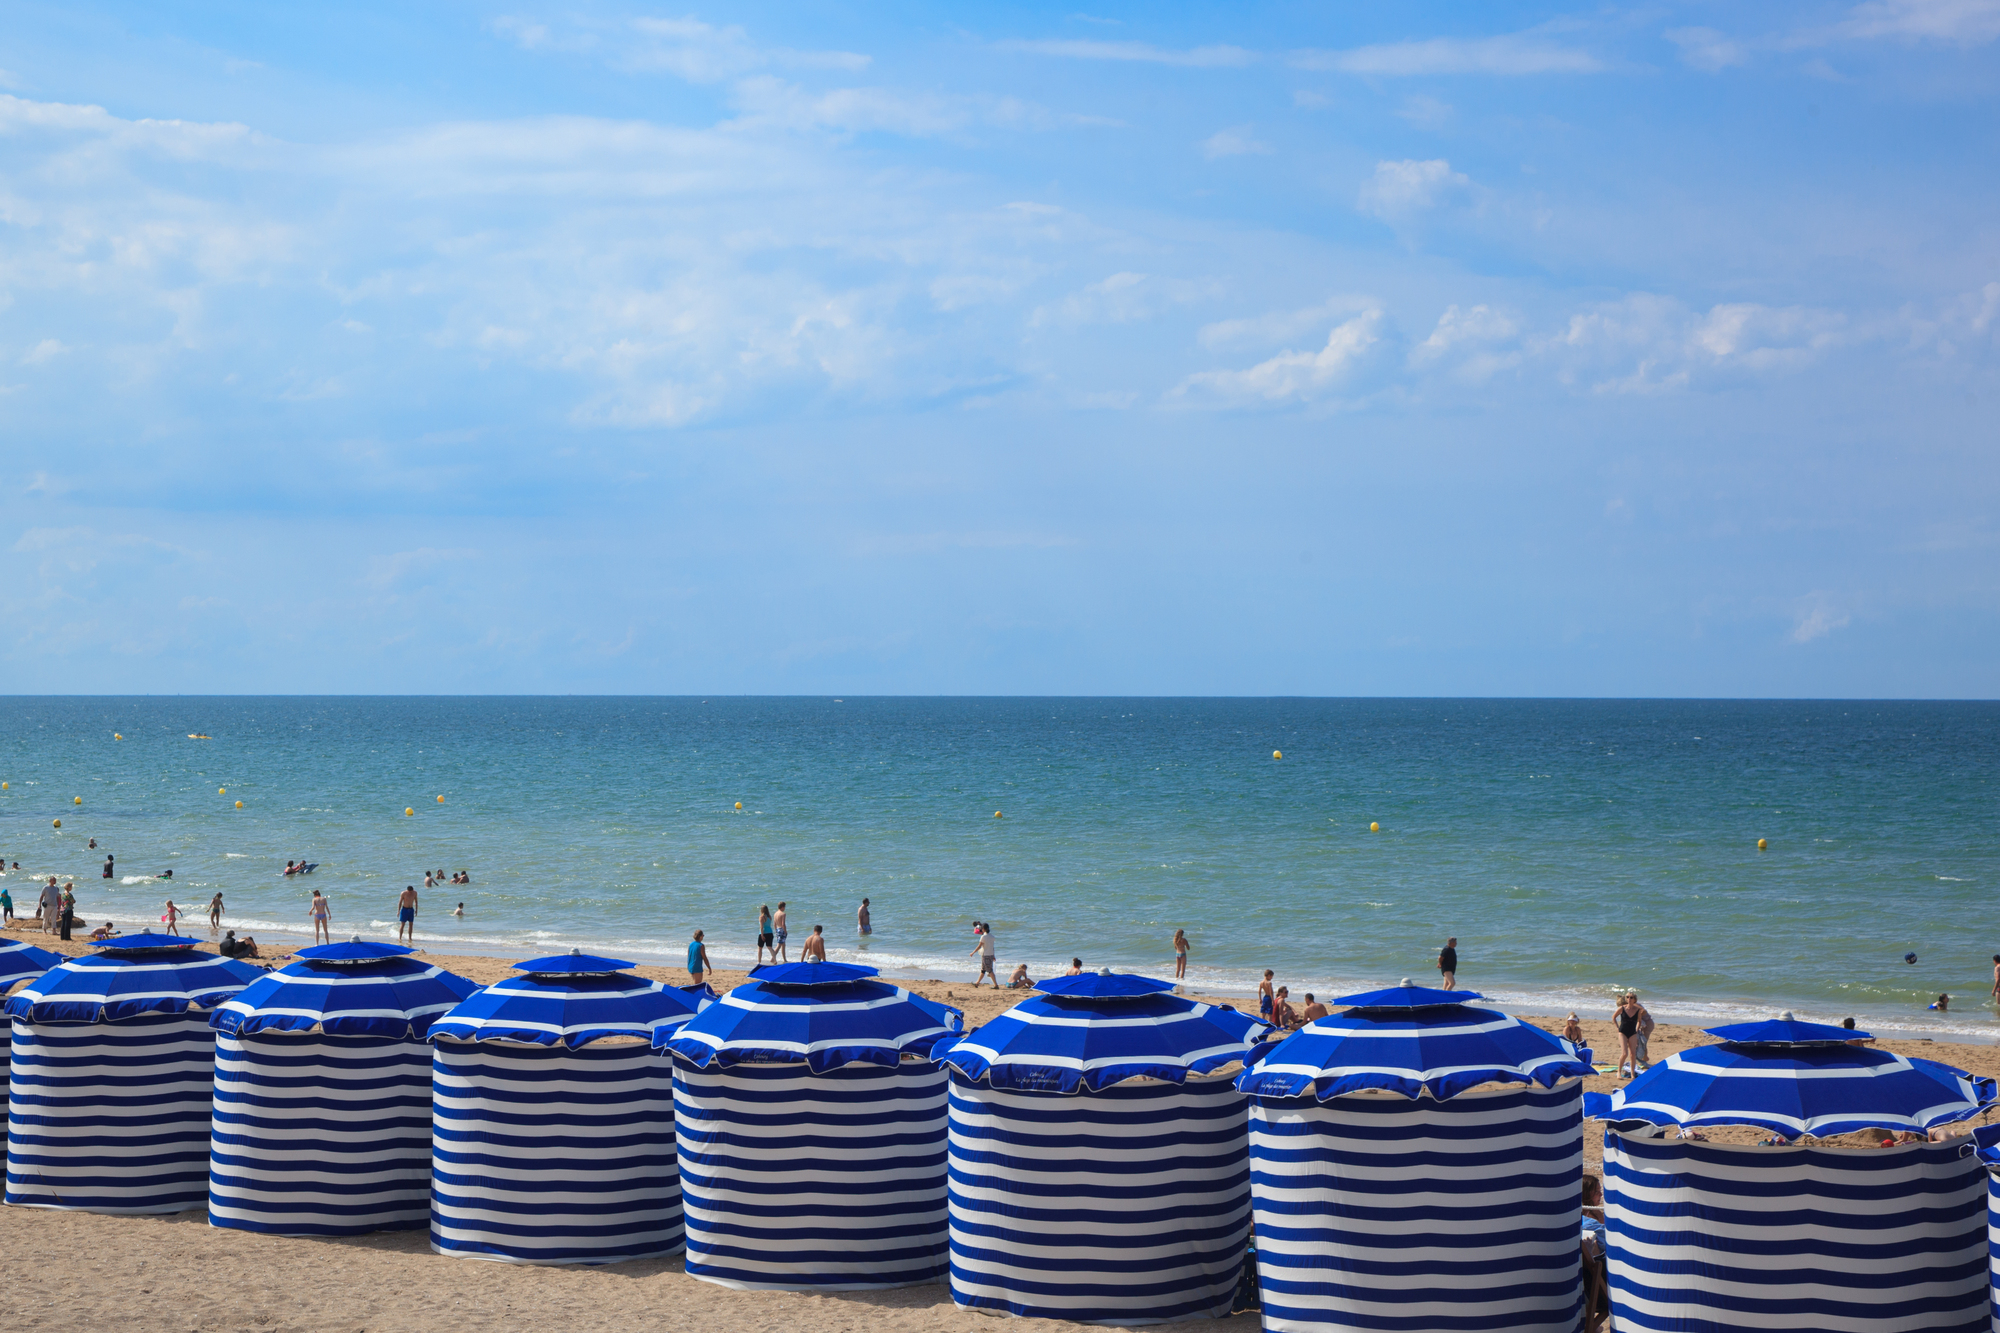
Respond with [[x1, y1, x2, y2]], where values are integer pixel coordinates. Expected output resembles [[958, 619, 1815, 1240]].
[[1605, 1131, 1987, 1333], [1988, 1173, 2000, 1333], [431, 1039, 683, 1265], [674, 1057, 948, 1291], [208, 1032, 434, 1236], [1248, 1080, 1583, 1333], [947, 1072, 1249, 1323], [6, 1014, 218, 1213]]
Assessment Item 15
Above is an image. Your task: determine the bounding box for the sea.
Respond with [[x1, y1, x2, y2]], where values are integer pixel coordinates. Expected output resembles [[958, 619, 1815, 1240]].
[[1, 697, 1994, 1040]]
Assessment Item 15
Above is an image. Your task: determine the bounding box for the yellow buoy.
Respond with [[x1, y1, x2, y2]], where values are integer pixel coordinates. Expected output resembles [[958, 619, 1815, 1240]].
[[114, 733, 122, 740], [1369, 821, 1380, 832], [1273, 750, 1282, 760], [994, 810, 1003, 818], [2, 782, 8, 789], [405, 807, 414, 816], [51, 819, 60, 829], [219, 787, 226, 796], [1757, 837, 1768, 851], [235, 800, 243, 809], [734, 801, 742, 810], [73, 796, 81, 805], [437, 794, 445, 803]]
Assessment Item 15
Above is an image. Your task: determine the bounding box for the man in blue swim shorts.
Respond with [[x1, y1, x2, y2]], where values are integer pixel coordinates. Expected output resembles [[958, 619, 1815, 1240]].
[[397, 884, 419, 944]]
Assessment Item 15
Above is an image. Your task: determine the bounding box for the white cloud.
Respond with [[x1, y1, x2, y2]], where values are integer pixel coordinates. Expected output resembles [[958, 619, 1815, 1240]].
[[1032, 272, 1217, 327], [1174, 309, 1383, 403], [1357, 158, 1470, 220], [1834, 0, 2000, 43], [1410, 304, 1520, 378], [1547, 294, 1848, 392], [1666, 27, 1750, 71], [995, 39, 1252, 67], [493, 14, 869, 82], [1396, 95, 1454, 129], [1292, 34, 1601, 76], [1197, 297, 1377, 349], [1199, 126, 1271, 159], [1791, 593, 1852, 643], [19, 339, 68, 366]]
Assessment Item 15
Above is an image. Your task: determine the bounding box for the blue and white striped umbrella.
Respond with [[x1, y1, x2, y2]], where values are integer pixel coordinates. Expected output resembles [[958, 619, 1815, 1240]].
[[661, 960, 962, 1071], [936, 973, 1273, 1093], [1233, 983, 1592, 1103], [432, 952, 707, 1049], [4, 934, 264, 1023], [212, 940, 479, 1040], [0, 940, 59, 991], [1595, 1028, 1995, 1139]]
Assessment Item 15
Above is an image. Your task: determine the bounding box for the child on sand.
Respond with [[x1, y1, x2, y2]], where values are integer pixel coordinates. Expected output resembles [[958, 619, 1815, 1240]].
[[1258, 970, 1275, 1021]]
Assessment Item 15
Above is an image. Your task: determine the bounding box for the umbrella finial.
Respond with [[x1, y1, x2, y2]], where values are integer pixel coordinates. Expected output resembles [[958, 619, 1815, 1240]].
[[1400, 977, 1414, 987], [1780, 1010, 1795, 1021], [350, 935, 361, 944], [571, 947, 581, 955], [1098, 966, 1113, 975]]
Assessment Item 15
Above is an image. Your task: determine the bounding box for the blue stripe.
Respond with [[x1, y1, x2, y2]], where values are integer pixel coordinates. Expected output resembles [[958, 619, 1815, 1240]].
[[1606, 1130, 1986, 1333], [947, 1072, 1249, 1322], [1248, 1080, 1583, 1333], [431, 1040, 683, 1265], [208, 1033, 433, 1236], [6, 1014, 217, 1213], [674, 1058, 948, 1290]]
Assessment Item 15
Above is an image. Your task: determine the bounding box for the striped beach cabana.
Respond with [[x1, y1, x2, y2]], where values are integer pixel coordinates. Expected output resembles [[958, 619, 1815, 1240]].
[[428, 949, 707, 1265], [935, 970, 1274, 1324], [1597, 1014, 1995, 1333], [206, 937, 478, 1236], [5, 933, 263, 1213], [0, 939, 61, 1068], [662, 959, 964, 1291], [1970, 1127, 2000, 1333], [1233, 981, 1593, 1333]]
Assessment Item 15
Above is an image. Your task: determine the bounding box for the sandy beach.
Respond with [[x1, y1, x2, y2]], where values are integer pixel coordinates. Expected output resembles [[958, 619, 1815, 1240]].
[[2, 929, 1996, 1332]]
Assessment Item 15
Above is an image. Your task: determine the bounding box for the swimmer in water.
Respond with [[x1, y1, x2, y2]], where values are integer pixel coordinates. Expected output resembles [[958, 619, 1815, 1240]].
[[453, 902, 464, 918]]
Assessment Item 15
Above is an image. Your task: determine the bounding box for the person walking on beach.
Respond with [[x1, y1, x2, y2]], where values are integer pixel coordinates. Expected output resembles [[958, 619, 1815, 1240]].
[[162, 897, 184, 935], [1437, 937, 1458, 990], [59, 882, 75, 941], [1991, 955, 1999, 1004], [687, 930, 710, 986], [1629, 993, 1655, 1070], [1173, 928, 1189, 980], [772, 902, 790, 963], [1258, 970, 1275, 1022], [755, 905, 775, 965], [396, 884, 419, 945], [208, 893, 225, 932], [802, 924, 827, 962], [308, 889, 331, 944], [969, 921, 998, 988], [857, 897, 871, 939], [0, 883, 13, 923], [37, 878, 59, 936], [1612, 993, 1643, 1079]]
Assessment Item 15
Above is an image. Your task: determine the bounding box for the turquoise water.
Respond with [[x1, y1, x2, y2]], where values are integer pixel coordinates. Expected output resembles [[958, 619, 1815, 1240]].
[[2, 697, 1995, 1038]]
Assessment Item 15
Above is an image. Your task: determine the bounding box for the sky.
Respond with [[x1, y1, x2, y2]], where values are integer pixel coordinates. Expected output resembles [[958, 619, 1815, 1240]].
[[0, 1, 1995, 696]]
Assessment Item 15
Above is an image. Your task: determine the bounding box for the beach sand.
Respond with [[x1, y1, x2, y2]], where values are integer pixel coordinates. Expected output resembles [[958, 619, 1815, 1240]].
[[1, 929, 1995, 1332]]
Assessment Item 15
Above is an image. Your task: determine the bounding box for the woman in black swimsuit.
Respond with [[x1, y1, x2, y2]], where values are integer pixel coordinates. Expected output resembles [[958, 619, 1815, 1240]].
[[1612, 994, 1642, 1079]]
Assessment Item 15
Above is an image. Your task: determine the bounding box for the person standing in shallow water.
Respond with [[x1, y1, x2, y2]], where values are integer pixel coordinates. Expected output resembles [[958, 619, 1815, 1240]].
[[309, 889, 331, 944], [1172, 928, 1189, 980], [208, 893, 224, 932], [687, 930, 710, 986], [1437, 937, 1458, 990], [772, 901, 790, 963], [396, 884, 419, 945], [857, 897, 871, 942], [802, 925, 827, 961], [755, 904, 774, 965]]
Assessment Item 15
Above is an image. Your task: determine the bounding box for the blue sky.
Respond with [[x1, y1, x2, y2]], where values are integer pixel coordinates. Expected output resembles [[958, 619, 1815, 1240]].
[[1, 1, 1995, 695]]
